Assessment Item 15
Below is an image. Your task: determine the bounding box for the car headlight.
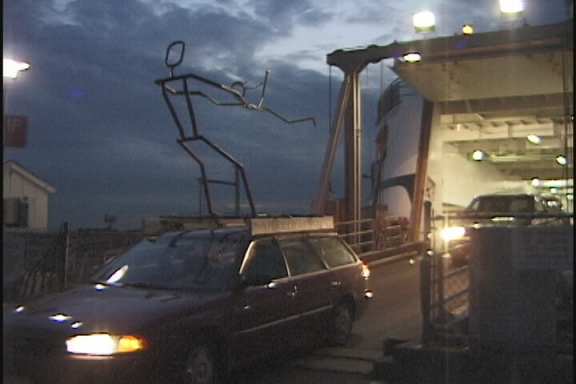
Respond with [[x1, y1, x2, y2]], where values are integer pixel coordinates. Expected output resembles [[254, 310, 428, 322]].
[[66, 334, 146, 355], [440, 226, 466, 242]]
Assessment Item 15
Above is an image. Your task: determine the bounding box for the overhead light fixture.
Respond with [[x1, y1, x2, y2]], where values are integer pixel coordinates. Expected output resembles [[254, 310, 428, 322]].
[[3, 58, 31, 79], [550, 187, 559, 194], [555, 155, 568, 166], [462, 24, 475, 35], [530, 177, 541, 187], [402, 52, 422, 63], [471, 149, 487, 161], [499, 0, 524, 15], [567, 194, 573, 201], [413, 11, 436, 33], [526, 135, 542, 144]]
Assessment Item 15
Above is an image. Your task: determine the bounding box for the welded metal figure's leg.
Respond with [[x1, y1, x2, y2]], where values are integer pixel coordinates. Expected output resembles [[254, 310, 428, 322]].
[[198, 136, 256, 217], [312, 75, 353, 214], [177, 140, 216, 218]]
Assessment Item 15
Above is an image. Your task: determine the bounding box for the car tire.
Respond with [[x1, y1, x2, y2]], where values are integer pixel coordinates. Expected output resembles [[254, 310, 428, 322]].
[[327, 302, 353, 346], [183, 344, 219, 384]]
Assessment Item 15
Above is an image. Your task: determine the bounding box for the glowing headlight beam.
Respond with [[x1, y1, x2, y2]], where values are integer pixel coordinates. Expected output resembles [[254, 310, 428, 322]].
[[66, 334, 145, 355], [440, 226, 466, 242]]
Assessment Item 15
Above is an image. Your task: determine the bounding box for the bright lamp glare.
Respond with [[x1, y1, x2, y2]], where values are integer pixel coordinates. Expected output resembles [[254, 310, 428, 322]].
[[555, 155, 567, 166], [413, 11, 436, 32], [440, 226, 466, 242], [531, 177, 541, 187], [3, 59, 31, 79], [499, 0, 524, 14], [462, 25, 475, 35], [471, 150, 486, 161], [527, 135, 542, 144], [402, 52, 422, 63]]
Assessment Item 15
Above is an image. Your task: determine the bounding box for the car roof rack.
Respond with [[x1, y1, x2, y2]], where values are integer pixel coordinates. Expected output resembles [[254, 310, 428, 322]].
[[143, 215, 335, 237]]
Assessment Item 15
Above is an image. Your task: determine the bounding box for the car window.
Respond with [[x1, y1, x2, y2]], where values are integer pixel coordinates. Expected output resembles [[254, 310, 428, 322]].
[[279, 238, 326, 276], [244, 239, 288, 281], [308, 237, 356, 268], [93, 233, 246, 292], [467, 198, 480, 211]]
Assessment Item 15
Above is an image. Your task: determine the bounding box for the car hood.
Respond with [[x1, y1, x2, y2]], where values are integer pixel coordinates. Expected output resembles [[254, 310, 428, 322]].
[[4, 284, 227, 336]]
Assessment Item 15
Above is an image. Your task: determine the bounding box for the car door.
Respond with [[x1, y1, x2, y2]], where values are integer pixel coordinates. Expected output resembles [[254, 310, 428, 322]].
[[277, 237, 332, 343], [230, 237, 297, 365]]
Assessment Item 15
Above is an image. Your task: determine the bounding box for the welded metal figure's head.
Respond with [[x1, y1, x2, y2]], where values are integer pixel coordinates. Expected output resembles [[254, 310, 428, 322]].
[[165, 41, 185, 78]]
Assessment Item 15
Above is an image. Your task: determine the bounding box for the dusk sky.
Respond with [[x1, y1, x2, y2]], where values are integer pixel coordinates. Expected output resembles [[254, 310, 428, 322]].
[[3, 0, 571, 229]]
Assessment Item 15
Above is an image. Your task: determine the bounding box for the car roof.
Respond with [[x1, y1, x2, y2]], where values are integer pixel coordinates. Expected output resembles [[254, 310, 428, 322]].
[[156, 227, 250, 244]]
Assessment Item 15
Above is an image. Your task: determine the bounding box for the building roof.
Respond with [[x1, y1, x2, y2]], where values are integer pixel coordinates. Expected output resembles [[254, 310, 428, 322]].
[[3, 160, 56, 194]]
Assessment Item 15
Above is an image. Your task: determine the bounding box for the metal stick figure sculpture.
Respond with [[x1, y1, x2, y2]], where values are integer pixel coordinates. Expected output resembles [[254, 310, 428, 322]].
[[155, 41, 316, 220]]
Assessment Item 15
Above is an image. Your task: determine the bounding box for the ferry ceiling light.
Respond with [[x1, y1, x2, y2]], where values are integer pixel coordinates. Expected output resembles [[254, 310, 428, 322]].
[[499, 0, 524, 15], [530, 177, 541, 187], [402, 52, 422, 63], [555, 154, 568, 166], [413, 11, 436, 33], [471, 149, 488, 161], [526, 135, 542, 144]]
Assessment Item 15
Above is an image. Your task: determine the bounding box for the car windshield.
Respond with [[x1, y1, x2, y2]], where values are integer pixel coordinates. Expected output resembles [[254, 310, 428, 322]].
[[470, 196, 535, 214], [92, 232, 247, 292]]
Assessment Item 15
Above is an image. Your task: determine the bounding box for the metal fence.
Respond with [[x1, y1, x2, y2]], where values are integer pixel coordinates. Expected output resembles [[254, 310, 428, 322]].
[[420, 202, 574, 354], [335, 215, 422, 262], [3, 225, 143, 303]]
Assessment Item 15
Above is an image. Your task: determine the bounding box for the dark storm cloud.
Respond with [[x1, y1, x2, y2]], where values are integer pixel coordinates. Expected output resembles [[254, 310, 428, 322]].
[[3, 0, 569, 229], [249, 0, 333, 28], [4, 0, 338, 228]]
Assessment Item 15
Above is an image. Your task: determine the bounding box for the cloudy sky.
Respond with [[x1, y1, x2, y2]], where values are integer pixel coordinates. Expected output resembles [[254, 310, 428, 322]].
[[3, 0, 571, 229]]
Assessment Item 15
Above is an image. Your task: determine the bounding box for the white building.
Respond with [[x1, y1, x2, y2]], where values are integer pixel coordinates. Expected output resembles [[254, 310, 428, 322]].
[[3, 161, 56, 231]]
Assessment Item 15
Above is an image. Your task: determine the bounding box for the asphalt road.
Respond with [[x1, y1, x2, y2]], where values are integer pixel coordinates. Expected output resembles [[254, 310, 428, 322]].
[[232, 257, 422, 384]]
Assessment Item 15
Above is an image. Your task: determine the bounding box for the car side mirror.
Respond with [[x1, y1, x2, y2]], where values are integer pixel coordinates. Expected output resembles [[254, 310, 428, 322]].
[[240, 274, 273, 288]]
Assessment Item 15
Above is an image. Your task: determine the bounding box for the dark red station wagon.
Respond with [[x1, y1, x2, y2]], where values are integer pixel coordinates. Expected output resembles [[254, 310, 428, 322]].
[[4, 216, 372, 384]]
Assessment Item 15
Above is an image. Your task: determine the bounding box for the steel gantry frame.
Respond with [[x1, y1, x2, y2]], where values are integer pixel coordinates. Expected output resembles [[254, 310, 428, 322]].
[[313, 20, 573, 241]]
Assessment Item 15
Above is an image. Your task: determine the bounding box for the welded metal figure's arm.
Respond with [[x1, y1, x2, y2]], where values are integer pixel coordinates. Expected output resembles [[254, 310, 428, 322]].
[[157, 51, 314, 127], [263, 107, 317, 126]]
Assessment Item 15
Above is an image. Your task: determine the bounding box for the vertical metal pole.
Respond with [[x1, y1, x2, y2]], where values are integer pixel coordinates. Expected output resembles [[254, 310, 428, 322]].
[[63, 222, 70, 289], [410, 100, 434, 241], [197, 178, 203, 216], [312, 75, 353, 214], [421, 202, 433, 344], [235, 168, 240, 216], [345, 71, 363, 240]]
